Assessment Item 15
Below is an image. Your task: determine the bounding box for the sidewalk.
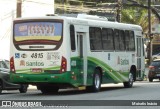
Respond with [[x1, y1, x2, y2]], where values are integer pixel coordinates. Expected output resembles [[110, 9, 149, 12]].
[[28, 85, 37, 90]]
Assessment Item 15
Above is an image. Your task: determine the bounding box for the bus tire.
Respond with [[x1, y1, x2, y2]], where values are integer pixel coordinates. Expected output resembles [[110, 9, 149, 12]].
[[123, 72, 133, 88], [89, 69, 101, 92], [133, 72, 136, 82], [149, 78, 153, 82], [19, 84, 28, 93]]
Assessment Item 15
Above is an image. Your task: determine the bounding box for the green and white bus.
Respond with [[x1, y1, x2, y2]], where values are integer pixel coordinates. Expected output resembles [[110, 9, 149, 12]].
[[10, 14, 145, 93]]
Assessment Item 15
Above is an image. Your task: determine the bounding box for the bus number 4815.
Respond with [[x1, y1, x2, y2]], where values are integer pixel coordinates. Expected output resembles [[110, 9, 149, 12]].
[[31, 53, 43, 58]]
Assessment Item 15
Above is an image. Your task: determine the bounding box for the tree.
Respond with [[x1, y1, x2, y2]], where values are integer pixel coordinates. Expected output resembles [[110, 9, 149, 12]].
[[121, 8, 155, 33]]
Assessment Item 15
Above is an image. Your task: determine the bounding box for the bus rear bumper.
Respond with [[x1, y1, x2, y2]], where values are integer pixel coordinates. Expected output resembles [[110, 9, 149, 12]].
[[10, 71, 77, 87]]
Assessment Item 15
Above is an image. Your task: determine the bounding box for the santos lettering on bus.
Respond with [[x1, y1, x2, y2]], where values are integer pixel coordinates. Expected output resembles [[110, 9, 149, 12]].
[[26, 61, 44, 66], [121, 59, 129, 65]]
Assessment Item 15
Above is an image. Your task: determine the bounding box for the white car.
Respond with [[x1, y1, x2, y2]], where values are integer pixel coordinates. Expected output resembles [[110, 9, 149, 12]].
[[152, 53, 160, 60]]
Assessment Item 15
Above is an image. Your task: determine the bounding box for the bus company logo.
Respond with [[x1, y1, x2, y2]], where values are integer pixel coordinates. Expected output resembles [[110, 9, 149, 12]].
[[26, 61, 44, 66], [117, 56, 129, 65], [21, 53, 27, 58], [20, 60, 25, 66]]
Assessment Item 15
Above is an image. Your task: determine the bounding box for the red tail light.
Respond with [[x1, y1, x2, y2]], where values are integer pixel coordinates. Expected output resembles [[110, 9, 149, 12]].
[[149, 66, 155, 70], [10, 57, 15, 73], [60, 56, 67, 73]]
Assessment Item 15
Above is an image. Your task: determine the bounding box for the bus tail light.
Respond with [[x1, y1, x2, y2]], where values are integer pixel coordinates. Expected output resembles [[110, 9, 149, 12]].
[[60, 56, 67, 73], [10, 57, 15, 73], [149, 66, 155, 70]]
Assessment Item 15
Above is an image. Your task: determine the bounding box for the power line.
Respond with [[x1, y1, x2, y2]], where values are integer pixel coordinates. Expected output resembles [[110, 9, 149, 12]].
[[24, 0, 54, 6], [0, 27, 11, 40], [1, 10, 16, 21], [0, 9, 25, 21]]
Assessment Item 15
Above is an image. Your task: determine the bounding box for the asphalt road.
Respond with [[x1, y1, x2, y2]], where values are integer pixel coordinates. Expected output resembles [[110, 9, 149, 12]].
[[0, 67, 160, 109], [0, 80, 160, 109]]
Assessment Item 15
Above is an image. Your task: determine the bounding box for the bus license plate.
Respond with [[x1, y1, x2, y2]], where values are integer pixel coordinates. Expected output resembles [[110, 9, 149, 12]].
[[32, 68, 42, 73]]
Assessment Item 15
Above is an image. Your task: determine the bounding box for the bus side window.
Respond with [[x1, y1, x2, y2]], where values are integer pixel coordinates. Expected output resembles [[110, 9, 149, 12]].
[[70, 25, 76, 51], [102, 28, 108, 50], [95, 27, 103, 50], [108, 28, 114, 50], [119, 30, 125, 51], [125, 30, 130, 51], [129, 31, 135, 51], [89, 27, 95, 50], [114, 29, 120, 51], [89, 27, 102, 51], [102, 28, 114, 50]]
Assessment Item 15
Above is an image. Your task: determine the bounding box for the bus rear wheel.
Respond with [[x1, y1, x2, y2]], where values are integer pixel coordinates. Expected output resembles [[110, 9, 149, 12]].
[[149, 78, 153, 82], [19, 84, 28, 93], [123, 73, 133, 88], [87, 69, 101, 92]]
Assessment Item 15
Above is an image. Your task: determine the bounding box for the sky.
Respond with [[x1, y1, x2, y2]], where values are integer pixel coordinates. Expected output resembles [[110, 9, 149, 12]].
[[0, 0, 54, 59]]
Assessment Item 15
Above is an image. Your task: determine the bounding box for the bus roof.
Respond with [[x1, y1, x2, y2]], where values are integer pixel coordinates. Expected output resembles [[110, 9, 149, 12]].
[[13, 14, 142, 31], [62, 14, 142, 31]]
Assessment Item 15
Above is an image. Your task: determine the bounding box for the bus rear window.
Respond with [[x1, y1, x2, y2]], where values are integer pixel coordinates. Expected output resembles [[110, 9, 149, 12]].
[[13, 21, 63, 51]]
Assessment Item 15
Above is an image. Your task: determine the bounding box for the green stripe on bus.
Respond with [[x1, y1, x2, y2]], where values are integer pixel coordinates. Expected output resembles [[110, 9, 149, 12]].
[[88, 57, 128, 82]]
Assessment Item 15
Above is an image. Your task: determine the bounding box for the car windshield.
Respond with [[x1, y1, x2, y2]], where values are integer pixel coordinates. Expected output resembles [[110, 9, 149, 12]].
[[151, 61, 160, 67], [4, 60, 10, 69]]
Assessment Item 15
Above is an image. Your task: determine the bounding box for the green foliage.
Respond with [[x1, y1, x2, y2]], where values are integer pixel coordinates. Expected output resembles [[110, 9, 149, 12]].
[[121, 7, 155, 32], [54, 0, 156, 33], [55, 0, 118, 4]]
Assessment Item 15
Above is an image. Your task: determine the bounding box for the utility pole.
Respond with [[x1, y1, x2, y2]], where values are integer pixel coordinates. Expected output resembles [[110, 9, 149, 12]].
[[16, 0, 22, 18], [148, 0, 152, 64], [117, 0, 122, 22]]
